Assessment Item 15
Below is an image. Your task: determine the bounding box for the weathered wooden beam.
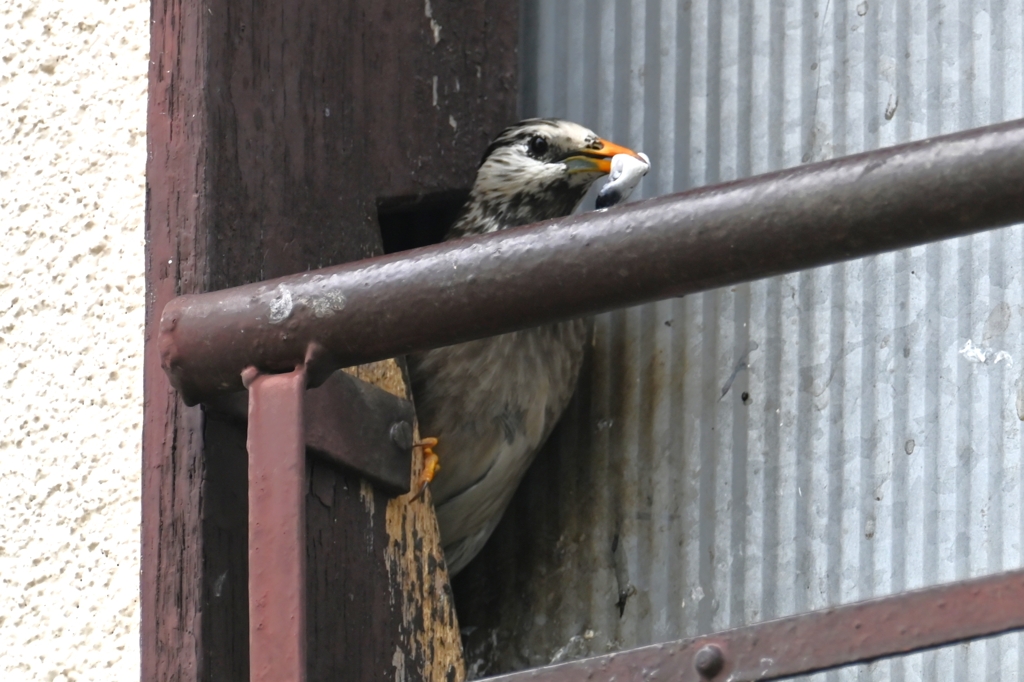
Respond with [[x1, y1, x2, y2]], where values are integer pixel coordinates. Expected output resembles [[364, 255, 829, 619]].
[[143, 1, 518, 679]]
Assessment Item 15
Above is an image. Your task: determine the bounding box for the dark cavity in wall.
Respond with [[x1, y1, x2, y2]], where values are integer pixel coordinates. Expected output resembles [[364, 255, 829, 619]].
[[377, 189, 468, 253]]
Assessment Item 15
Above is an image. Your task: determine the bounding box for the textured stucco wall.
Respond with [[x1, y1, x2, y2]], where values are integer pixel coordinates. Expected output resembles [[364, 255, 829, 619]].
[[1, 0, 146, 679]]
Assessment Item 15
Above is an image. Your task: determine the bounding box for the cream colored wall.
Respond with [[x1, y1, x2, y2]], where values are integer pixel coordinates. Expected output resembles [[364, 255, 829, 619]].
[[1, 0, 146, 679]]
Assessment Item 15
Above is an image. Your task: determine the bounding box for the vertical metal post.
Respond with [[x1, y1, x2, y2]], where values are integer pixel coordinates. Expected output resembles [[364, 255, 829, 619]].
[[246, 367, 308, 682]]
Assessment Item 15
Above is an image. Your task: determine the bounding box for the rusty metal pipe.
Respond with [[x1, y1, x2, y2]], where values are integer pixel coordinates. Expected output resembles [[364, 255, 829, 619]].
[[481, 568, 1024, 682], [161, 119, 1024, 404]]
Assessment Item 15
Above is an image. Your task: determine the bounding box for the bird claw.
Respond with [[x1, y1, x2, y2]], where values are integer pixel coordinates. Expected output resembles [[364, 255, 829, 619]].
[[411, 437, 440, 501]]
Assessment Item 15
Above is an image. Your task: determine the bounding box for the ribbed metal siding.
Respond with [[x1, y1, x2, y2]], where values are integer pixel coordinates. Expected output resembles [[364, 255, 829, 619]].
[[454, 2, 1024, 679]]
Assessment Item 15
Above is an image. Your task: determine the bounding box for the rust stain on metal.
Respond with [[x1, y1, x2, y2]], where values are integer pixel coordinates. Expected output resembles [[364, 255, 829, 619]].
[[247, 368, 308, 682], [481, 569, 1024, 681]]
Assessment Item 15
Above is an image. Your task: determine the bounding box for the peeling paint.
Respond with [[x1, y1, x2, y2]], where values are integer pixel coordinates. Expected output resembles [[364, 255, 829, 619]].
[[392, 647, 407, 682], [959, 339, 1013, 367], [424, 0, 441, 44], [268, 286, 346, 322], [268, 286, 294, 323], [305, 290, 346, 318], [359, 478, 376, 519], [362, 357, 465, 682]]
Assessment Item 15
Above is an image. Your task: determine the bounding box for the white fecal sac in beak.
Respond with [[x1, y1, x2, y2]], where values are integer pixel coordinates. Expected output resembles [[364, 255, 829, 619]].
[[596, 152, 650, 209]]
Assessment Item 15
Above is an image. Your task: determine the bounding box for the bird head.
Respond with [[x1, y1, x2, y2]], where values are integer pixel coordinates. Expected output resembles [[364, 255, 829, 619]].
[[448, 119, 643, 238]]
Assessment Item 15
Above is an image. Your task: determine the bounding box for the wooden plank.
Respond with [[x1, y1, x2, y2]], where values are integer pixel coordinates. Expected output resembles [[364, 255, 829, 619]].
[[143, 0, 518, 679], [143, 0, 209, 679]]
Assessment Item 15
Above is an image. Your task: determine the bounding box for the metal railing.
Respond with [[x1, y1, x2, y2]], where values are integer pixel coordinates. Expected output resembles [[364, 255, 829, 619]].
[[486, 569, 1024, 681], [159, 119, 1024, 681]]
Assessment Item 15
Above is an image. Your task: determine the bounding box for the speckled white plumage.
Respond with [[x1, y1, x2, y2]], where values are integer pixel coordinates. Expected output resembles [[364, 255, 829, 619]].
[[409, 119, 642, 575]]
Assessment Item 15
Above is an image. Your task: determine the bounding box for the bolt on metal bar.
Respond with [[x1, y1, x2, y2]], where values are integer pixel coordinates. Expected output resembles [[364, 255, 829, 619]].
[[160, 119, 1024, 404], [247, 367, 308, 682], [480, 568, 1024, 682]]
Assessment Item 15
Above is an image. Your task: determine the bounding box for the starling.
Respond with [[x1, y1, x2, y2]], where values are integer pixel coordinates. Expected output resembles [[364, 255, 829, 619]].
[[408, 119, 646, 575]]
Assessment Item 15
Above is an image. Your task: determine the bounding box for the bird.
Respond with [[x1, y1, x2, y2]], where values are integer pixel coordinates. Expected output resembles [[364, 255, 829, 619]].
[[408, 118, 645, 575]]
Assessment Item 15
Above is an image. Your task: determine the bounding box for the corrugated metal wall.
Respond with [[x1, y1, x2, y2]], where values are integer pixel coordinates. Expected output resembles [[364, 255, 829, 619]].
[[453, 2, 1024, 680]]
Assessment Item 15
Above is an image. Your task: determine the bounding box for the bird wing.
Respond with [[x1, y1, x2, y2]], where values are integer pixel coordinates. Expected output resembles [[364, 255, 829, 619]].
[[409, 321, 587, 574]]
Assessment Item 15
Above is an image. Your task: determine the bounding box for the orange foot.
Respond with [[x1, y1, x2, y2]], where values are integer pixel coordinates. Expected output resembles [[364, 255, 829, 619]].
[[412, 437, 439, 501]]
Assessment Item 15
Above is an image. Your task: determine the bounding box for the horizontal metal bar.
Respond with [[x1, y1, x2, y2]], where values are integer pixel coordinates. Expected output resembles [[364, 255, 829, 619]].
[[482, 568, 1024, 682], [206, 369, 415, 493], [160, 119, 1024, 404]]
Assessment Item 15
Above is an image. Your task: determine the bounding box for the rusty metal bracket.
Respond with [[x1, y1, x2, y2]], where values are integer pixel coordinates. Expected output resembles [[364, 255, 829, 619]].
[[246, 367, 308, 682], [206, 368, 415, 494], [483, 568, 1024, 681], [242, 364, 415, 682]]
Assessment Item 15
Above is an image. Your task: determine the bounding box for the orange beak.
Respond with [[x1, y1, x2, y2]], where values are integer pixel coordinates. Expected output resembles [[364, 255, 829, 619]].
[[563, 138, 644, 174]]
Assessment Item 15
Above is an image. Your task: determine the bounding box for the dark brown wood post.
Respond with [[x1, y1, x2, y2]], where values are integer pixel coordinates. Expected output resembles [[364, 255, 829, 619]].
[[144, 1, 518, 679]]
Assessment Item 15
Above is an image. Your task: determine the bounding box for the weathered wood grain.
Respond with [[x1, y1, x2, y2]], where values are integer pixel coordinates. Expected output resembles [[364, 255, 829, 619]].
[[144, 1, 517, 679]]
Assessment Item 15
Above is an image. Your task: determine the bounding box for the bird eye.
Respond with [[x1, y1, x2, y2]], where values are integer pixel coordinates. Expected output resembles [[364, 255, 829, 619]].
[[527, 136, 550, 157]]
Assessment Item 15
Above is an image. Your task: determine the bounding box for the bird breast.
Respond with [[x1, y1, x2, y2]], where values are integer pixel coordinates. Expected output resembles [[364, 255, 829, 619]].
[[408, 319, 588, 571]]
